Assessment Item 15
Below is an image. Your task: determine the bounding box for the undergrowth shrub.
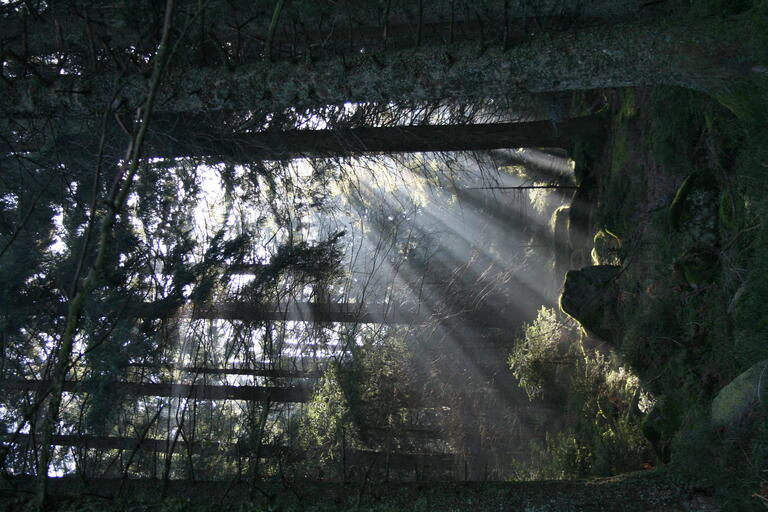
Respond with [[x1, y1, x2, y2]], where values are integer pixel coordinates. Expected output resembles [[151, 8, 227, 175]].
[[508, 307, 652, 479]]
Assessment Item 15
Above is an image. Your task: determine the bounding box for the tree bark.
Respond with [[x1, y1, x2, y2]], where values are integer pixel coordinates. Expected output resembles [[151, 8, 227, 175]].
[[0, 1, 644, 66], [143, 300, 537, 329], [81, 117, 597, 160], [1, 14, 754, 118]]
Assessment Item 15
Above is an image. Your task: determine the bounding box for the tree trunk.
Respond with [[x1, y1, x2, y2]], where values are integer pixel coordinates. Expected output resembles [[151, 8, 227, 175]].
[[0, 1, 646, 66], [37, 299, 536, 329], [4, 472, 721, 510], [1, 435, 456, 468], [122, 362, 323, 379], [1, 15, 754, 118], [144, 300, 538, 329], [0, 377, 507, 410], [0, 379, 312, 402], [38, 116, 599, 161], [2, 433, 284, 458]]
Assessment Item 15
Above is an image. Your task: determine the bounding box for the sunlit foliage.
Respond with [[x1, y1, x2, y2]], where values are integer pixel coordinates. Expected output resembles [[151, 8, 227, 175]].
[[509, 307, 652, 478]]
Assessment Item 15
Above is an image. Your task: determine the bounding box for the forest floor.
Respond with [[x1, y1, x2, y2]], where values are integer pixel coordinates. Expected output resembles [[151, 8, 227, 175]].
[[0, 471, 725, 511]]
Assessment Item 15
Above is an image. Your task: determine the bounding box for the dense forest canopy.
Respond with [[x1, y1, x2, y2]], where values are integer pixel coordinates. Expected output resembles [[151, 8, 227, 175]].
[[0, 0, 767, 510]]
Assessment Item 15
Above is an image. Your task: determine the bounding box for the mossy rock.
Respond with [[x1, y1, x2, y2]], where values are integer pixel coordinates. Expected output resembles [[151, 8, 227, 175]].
[[711, 359, 768, 429], [673, 246, 720, 287], [591, 229, 622, 266], [669, 169, 720, 246], [559, 265, 621, 344]]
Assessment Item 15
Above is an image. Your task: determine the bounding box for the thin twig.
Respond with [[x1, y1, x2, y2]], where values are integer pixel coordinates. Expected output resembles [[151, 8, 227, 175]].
[[69, 100, 115, 297], [117, 405, 165, 497], [382, 0, 392, 50], [265, 0, 286, 61]]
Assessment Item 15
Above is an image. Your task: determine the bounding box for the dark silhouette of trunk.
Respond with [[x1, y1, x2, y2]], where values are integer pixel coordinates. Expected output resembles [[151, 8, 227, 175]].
[[122, 363, 322, 379], [139, 300, 538, 329], [0, 379, 312, 402], [1, 15, 753, 117], [35, 300, 536, 329], [2, 433, 284, 458], [0, 1, 648, 67], [0, 377, 525, 409], [130, 117, 598, 160], [10, 117, 601, 160], [2, 435, 454, 467]]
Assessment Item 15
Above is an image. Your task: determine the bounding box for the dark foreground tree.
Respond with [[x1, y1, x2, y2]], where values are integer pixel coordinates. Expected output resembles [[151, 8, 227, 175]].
[[1, 379, 312, 402], [0, 0, 671, 71], [8, 116, 600, 161], [2, 13, 762, 117]]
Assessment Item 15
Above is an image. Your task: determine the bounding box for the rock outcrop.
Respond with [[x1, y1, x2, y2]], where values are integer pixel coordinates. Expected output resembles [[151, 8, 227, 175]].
[[591, 229, 622, 266], [711, 359, 768, 429], [559, 265, 622, 344]]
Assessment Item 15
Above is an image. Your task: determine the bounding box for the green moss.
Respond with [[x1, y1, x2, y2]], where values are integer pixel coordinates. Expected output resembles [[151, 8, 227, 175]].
[[591, 230, 622, 266], [617, 88, 636, 121], [596, 100, 636, 240], [647, 88, 701, 170], [729, 126, 768, 367], [610, 125, 630, 179], [672, 397, 768, 511], [711, 359, 768, 428], [673, 247, 720, 287]]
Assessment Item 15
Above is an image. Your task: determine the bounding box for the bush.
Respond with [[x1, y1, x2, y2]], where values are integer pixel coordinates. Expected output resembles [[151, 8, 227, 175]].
[[509, 307, 653, 479]]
